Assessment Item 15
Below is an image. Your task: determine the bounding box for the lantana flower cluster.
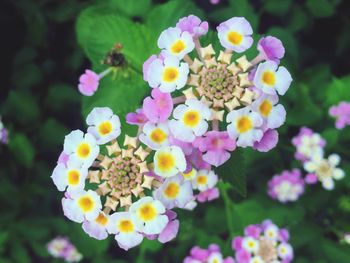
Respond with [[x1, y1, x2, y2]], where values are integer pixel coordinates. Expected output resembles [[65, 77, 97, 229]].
[[267, 169, 305, 203], [184, 244, 235, 263], [329, 101, 350, 130], [292, 127, 345, 190], [63, 14, 293, 250], [0, 116, 9, 144], [232, 220, 293, 263], [47, 236, 82, 262]]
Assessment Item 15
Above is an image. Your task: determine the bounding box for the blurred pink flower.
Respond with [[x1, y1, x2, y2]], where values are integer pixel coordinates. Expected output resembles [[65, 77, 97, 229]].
[[196, 187, 219, 202], [176, 15, 209, 38], [257, 36, 285, 63], [329, 101, 350, 129], [253, 129, 279, 152], [78, 70, 100, 96], [143, 88, 173, 123]]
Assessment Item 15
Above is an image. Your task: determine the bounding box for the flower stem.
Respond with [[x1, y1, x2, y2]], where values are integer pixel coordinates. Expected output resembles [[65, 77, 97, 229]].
[[219, 182, 235, 236], [172, 95, 186, 104]]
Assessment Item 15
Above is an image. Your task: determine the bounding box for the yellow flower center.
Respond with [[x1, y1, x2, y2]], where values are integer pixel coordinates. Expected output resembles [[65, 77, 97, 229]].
[[262, 71, 276, 86], [98, 121, 112, 135], [67, 170, 80, 185], [237, 116, 253, 133], [77, 143, 91, 158], [119, 219, 134, 233], [259, 100, 273, 117], [171, 40, 186, 54], [183, 110, 200, 127], [150, 128, 168, 143], [183, 168, 196, 180], [248, 241, 255, 248], [78, 196, 94, 212], [138, 204, 157, 221], [164, 182, 180, 199], [163, 67, 179, 82], [157, 153, 175, 172], [95, 213, 108, 226], [197, 175, 207, 185], [228, 31, 243, 45]]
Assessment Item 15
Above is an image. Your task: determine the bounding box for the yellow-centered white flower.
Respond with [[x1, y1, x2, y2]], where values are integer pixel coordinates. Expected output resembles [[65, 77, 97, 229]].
[[147, 55, 189, 93], [157, 27, 195, 59], [62, 190, 102, 223], [139, 121, 170, 150], [169, 99, 211, 142], [242, 236, 259, 254], [254, 60, 292, 96], [153, 145, 186, 178], [63, 130, 99, 169], [51, 158, 87, 192], [129, 196, 169, 235], [227, 107, 263, 147], [192, 169, 218, 192], [86, 107, 121, 145], [82, 211, 110, 240], [106, 211, 143, 250]]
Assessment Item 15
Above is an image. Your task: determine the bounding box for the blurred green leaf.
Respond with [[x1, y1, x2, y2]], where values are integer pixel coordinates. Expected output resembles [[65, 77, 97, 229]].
[[264, 0, 292, 16], [10, 242, 30, 263], [325, 76, 350, 107], [322, 128, 339, 149], [45, 83, 80, 112], [215, 149, 246, 197], [39, 118, 69, 148], [8, 133, 35, 168], [109, 0, 151, 17], [306, 0, 339, 18]]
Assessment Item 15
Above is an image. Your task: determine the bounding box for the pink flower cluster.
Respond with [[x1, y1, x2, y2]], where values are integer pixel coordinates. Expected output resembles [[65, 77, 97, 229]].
[[232, 220, 293, 263], [267, 169, 305, 203], [184, 244, 235, 263], [47, 236, 82, 262], [0, 116, 8, 144], [329, 101, 350, 129]]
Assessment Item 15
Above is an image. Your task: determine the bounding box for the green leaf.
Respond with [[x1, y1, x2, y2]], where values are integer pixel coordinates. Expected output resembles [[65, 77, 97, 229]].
[[215, 149, 246, 197], [146, 0, 204, 38], [322, 239, 350, 261], [45, 83, 80, 112], [325, 76, 350, 107], [109, 0, 151, 18], [8, 133, 35, 168], [10, 242, 30, 263], [76, 7, 157, 70], [322, 128, 339, 149], [306, 0, 339, 18]]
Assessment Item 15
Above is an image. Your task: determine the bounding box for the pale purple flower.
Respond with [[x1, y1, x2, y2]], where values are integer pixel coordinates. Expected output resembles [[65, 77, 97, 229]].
[[0, 117, 9, 144], [257, 36, 285, 63], [235, 249, 251, 263], [329, 101, 350, 129], [57, 151, 70, 166], [126, 108, 148, 126], [244, 225, 262, 239], [193, 131, 236, 167], [210, 0, 221, 4], [187, 149, 212, 170], [158, 210, 180, 243], [268, 169, 305, 203], [232, 236, 243, 250], [143, 88, 173, 123], [47, 236, 82, 262], [305, 173, 318, 184], [196, 187, 219, 202], [143, 53, 165, 82], [292, 127, 326, 162], [78, 69, 100, 96], [253, 129, 279, 152], [176, 15, 209, 38]]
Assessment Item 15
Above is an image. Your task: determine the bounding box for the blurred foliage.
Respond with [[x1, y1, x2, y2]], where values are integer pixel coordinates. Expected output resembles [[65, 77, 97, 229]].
[[0, 0, 350, 262]]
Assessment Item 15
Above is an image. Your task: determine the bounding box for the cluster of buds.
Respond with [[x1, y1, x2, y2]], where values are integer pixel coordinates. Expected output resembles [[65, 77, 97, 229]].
[[0, 116, 9, 144], [292, 127, 345, 190], [232, 220, 293, 263], [47, 236, 82, 262], [62, 14, 294, 250]]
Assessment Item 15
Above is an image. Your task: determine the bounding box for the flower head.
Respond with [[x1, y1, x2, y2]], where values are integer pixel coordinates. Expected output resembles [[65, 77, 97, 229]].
[[217, 17, 253, 52], [176, 15, 209, 38], [78, 70, 100, 96], [227, 107, 263, 147], [257, 36, 285, 63], [253, 60, 292, 96], [184, 244, 234, 263], [47, 236, 82, 262], [268, 169, 305, 203], [86, 107, 121, 144], [233, 220, 293, 263], [139, 121, 170, 150], [158, 27, 195, 59], [169, 99, 212, 142], [154, 145, 187, 177], [192, 169, 218, 192], [304, 154, 345, 190], [329, 101, 350, 129], [147, 54, 189, 92]]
